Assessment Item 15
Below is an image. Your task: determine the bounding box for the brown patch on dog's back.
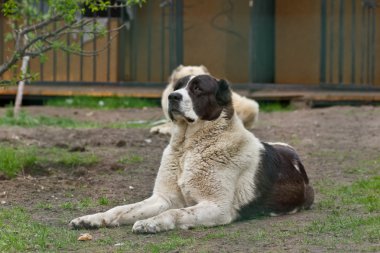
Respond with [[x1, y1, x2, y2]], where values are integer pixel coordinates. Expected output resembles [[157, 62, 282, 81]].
[[238, 142, 314, 218]]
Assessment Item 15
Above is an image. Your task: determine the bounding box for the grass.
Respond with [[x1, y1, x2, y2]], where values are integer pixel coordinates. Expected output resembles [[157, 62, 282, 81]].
[[0, 109, 99, 128], [118, 154, 143, 164], [45, 96, 159, 110], [307, 175, 380, 249], [1, 175, 378, 252], [0, 109, 153, 129], [53, 150, 99, 168], [0, 146, 37, 178], [259, 102, 295, 112], [0, 207, 78, 252], [145, 234, 195, 253], [0, 145, 100, 178]]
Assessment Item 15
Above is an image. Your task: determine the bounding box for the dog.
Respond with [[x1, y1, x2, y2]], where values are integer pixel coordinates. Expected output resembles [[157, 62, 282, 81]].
[[150, 64, 259, 135], [69, 75, 314, 233]]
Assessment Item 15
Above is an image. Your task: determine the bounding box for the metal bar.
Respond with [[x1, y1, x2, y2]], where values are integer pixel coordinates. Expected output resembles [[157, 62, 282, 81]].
[[328, 0, 335, 83], [117, 6, 126, 81], [175, 0, 184, 66], [160, 3, 166, 82], [366, 8, 370, 85], [248, 0, 254, 83], [132, 7, 138, 81], [66, 32, 70, 82], [53, 21, 57, 82], [80, 18, 84, 82], [360, 5, 365, 84], [338, 0, 344, 84], [370, 8, 375, 85], [127, 6, 133, 81], [350, 0, 356, 84], [320, 0, 327, 84], [93, 17, 97, 82], [147, 0, 153, 81], [39, 0, 44, 81], [169, 1, 175, 71], [0, 15, 3, 66], [107, 7, 111, 82]]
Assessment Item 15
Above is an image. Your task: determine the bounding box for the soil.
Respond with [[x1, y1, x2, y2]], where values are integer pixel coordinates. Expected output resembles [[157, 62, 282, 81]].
[[0, 105, 379, 252]]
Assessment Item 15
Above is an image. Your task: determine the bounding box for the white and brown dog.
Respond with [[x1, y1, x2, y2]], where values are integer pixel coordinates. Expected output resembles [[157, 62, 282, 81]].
[[150, 65, 259, 135], [70, 75, 314, 233]]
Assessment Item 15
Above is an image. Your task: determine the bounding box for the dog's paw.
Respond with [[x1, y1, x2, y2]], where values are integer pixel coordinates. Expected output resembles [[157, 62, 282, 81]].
[[132, 219, 160, 234], [69, 214, 107, 230], [149, 124, 172, 135]]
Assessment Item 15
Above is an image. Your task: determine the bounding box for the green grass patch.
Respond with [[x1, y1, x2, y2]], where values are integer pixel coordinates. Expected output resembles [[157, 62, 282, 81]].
[[36, 202, 53, 210], [45, 96, 159, 110], [0, 207, 78, 252], [54, 151, 99, 168], [0, 145, 100, 178], [118, 154, 143, 164], [35, 147, 99, 169], [0, 146, 37, 178], [0, 109, 153, 129], [98, 197, 110, 206], [0, 109, 98, 128], [318, 176, 380, 213], [308, 176, 380, 248], [259, 102, 295, 113], [145, 233, 194, 253]]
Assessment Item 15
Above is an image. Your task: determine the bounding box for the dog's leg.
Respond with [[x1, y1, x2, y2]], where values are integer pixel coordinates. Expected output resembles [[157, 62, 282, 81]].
[[132, 201, 233, 233], [69, 194, 173, 229], [149, 122, 173, 135]]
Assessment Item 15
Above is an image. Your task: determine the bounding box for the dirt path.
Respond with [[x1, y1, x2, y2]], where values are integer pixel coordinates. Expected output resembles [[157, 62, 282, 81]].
[[1, 105, 379, 252]]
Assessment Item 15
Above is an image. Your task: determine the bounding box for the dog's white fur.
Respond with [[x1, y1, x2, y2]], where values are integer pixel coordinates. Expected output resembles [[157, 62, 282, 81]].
[[150, 65, 259, 135], [69, 75, 312, 233], [69, 79, 262, 233]]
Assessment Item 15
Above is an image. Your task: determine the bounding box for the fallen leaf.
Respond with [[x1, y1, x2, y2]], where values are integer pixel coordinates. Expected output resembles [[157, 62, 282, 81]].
[[77, 233, 93, 241]]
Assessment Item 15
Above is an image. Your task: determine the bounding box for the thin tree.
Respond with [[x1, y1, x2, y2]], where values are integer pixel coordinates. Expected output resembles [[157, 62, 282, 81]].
[[0, 0, 145, 116]]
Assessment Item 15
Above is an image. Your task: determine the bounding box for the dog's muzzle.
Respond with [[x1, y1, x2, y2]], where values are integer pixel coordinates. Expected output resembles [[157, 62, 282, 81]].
[[168, 92, 182, 120]]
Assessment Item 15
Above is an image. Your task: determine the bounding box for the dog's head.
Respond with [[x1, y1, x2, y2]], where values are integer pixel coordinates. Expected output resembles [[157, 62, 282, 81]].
[[169, 65, 210, 84], [168, 75, 233, 124]]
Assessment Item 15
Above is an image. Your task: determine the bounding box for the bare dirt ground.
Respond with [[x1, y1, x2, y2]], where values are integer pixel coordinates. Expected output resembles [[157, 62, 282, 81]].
[[0, 105, 379, 252]]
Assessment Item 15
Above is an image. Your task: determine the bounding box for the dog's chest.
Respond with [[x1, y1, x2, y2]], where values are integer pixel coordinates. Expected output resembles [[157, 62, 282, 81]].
[[176, 149, 220, 206]]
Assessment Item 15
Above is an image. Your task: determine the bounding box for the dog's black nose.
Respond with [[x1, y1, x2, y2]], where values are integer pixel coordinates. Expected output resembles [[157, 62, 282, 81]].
[[168, 92, 182, 101]]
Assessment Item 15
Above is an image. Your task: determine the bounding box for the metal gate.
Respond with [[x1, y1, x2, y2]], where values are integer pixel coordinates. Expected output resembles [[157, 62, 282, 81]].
[[320, 0, 378, 87], [118, 0, 183, 83]]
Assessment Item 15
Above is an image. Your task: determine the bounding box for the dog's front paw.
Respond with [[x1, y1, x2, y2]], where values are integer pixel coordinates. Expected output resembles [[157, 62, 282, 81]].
[[132, 219, 160, 234], [69, 214, 108, 230], [149, 124, 172, 135]]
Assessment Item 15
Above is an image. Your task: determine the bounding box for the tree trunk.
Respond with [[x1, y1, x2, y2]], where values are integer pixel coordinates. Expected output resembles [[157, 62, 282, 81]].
[[13, 55, 30, 117]]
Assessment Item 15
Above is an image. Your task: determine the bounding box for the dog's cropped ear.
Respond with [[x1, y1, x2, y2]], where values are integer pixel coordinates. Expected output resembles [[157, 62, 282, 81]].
[[176, 64, 184, 70], [200, 65, 210, 74], [216, 79, 232, 106]]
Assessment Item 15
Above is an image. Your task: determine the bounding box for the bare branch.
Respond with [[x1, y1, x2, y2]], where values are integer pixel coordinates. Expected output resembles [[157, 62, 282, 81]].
[[20, 15, 63, 36]]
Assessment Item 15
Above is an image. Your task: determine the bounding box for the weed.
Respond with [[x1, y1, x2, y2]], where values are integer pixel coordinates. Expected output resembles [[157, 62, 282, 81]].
[[0, 207, 78, 252], [45, 96, 159, 109], [118, 154, 143, 164], [0, 109, 154, 129], [61, 202, 75, 210], [0, 146, 37, 178], [36, 202, 53, 210], [98, 197, 110, 206], [78, 197, 93, 209], [259, 102, 295, 113], [145, 233, 194, 253], [0, 109, 98, 128], [56, 152, 99, 168]]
